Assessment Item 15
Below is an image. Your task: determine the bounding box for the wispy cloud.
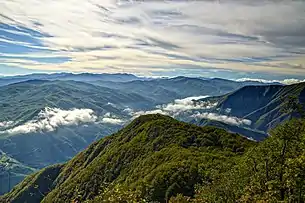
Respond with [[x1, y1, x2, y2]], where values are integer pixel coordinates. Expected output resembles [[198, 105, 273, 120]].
[[100, 112, 125, 125], [191, 112, 252, 126], [0, 0, 305, 76], [100, 117, 124, 125]]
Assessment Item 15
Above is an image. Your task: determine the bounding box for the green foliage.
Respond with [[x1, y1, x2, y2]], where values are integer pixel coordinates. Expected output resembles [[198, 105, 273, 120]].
[[169, 194, 192, 203], [1, 164, 63, 203], [194, 118, 305, 203], [84, 184, 147, 203]]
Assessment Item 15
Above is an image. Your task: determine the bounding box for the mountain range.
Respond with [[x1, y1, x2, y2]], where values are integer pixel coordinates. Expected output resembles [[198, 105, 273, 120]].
[[0, 73, 302, 196], [0, 73, 141, 87]]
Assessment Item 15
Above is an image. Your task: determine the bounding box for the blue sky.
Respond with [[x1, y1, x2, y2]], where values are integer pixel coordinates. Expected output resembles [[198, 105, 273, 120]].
[[0, 0, 305, 81]]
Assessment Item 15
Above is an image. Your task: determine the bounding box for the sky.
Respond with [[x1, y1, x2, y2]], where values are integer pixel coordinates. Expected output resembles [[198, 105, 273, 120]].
[[0, 0, 305, 80]]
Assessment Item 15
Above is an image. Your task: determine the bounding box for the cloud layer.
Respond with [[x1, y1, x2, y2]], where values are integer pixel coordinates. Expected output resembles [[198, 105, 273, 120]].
[[236, 78, 305, 85], [1, 107, 97, 134], [0, 0, 305, 76], [127, 95, 252, 126], [0, 97, 252, 135]]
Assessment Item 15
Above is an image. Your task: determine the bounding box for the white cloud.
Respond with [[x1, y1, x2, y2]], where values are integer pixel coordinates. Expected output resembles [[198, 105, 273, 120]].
[[106, 102, 116, 107], [191, 112, 252, 126], [160, 96, 217, 116], [281, 79, 305, 85], [100, 117, 124, 125], [123, 108, 133, 114], [1, 1, 305, 75], [1, 107, 97, 134], [0, 121, 15, 128], [236, 78, 305, 85], [127, 96, 250, 126], [100, 112, 125, 125]]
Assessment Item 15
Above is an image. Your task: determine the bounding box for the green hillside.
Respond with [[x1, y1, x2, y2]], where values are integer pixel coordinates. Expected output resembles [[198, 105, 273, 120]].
[[191, 118, 305, 202], [0, 114, 254, 203]]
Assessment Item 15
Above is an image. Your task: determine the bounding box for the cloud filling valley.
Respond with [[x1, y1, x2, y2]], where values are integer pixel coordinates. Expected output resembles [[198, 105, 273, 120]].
[[0, 107, 97, 134]]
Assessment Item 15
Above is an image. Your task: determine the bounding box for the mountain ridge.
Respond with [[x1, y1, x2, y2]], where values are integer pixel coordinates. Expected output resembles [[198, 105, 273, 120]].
[[0, 73, 142, 86], [0, 114, 254, 203]]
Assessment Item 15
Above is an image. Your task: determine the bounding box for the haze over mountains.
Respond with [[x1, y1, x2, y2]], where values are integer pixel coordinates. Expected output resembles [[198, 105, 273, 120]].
[[0, 73, 304, 196], [0, 73, 142, 87]]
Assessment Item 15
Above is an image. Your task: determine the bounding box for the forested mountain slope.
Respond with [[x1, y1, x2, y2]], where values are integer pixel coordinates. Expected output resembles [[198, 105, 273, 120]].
[[0, 114, 253, 203]]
